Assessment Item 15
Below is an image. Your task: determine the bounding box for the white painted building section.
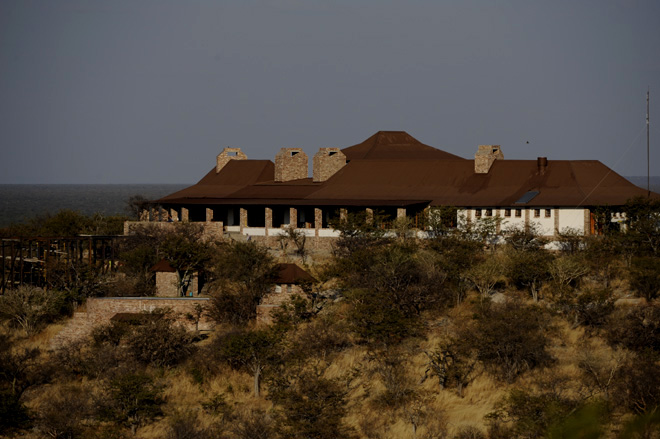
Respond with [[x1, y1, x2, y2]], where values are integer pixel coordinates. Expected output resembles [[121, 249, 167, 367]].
[[558, 209, 586, 234]]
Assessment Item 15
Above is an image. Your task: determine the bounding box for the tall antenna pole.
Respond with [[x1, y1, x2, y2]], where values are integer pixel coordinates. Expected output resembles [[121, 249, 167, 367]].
[[647, 88, 650, 197]]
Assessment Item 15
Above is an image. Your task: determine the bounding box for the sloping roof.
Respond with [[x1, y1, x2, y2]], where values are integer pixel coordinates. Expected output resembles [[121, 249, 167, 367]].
[[150, 259, 176, 272], [157, 132, 659, 208], [275, 263, 316, 284], [341, 131, 463, 161], [159, 160, 274, 203]]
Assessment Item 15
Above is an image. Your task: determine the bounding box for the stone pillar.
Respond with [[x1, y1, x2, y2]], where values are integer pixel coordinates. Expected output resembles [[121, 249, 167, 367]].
[[524, 208, 530, 230], [340, 208, 347, 221], [584, 209, 591, 236], [366, 208, 374, 224], [314, 208, 323, 236], [554, 208, 560, 236], [150, 208, 159, 222], [181, 208, 189, 222], [205, 208, 213, 223], [265, 207, 273, 236], [495, 209, 501, 234], [289, 207, 297, 227], [240, 208, 248, 232], [397, 207, 406, 220], [139, 209, 149, 221], [170, 209, 179, 222]]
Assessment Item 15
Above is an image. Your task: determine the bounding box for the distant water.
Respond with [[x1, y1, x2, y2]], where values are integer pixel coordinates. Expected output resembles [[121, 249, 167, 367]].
[[0, 184, 188, 228]]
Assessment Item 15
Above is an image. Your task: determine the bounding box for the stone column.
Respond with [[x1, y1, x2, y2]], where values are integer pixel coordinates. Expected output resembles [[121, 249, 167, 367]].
[[205, 208, 213, 223], [524, 208, 530, 230], [554, 208, 560, 236], [240, 207, 248, 232], [340, 208, 347, 221], [289, 207, 297, 227], [397, 207, 406, 219], [265, 207, 273, 236], [170, 209, 179, 222], [139, 209, 150, 221], [314, 208, 323, 237], [150, 208, 159, 222], [181, 208, 189, 222], [495, 209, 501, 234], [366, 208, 374, 224], [584, 209, 591, 236]]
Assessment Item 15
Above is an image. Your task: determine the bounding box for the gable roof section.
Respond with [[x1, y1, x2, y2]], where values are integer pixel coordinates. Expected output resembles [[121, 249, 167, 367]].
[[159, 160, 274, 203], [275, 263, 316, 284], [341, 131, 463, 161]]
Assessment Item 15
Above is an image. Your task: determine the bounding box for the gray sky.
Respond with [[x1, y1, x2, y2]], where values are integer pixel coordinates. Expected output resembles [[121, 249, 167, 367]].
[[1, 0, 659, 184]]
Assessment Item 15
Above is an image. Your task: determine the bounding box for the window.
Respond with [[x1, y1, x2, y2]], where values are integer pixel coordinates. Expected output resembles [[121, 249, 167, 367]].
[[534, 209, 540, 218], [545, 209, 551, 218], [485, 209, 492, 217], [275, 285, 282, 293], [515, 209, 522, 217], [504, 208, 511, 217], [475, 209, 482, 218], [287, 285, 292, 293]]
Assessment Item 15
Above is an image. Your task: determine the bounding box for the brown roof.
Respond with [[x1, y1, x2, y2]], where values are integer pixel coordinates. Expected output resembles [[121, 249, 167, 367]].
[[150, 259, 176, 272], [275, 263, 316, 284], [158, 132, 659, 208], [341, 131, 463, 161]]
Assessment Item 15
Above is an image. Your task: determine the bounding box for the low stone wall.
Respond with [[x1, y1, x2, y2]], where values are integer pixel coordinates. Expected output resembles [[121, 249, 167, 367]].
[[50, 297, 214, 349], [85, 297, 214, 330]]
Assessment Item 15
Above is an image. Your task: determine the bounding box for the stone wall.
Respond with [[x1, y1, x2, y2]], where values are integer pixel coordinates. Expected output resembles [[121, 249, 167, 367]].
[[275, 148, 308, 182], [123, 221, 224, 241], [313, 148, 346, 182], [474, 145, 503, 173], [50, 297, 214, 349], [257, 284, 305, 325], [216, 147, 247, 173]]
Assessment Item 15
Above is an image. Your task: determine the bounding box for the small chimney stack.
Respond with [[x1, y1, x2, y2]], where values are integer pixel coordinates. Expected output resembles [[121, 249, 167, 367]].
[[275, 148, 308, 182], [313, 148, 346, 182], [474, 145, 503, 174], [216, 147, 247, 173], [537, 157, 548, 175]]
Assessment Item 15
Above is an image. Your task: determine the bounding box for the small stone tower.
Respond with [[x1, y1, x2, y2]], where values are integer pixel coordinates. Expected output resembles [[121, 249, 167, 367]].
[[313, 148, 346, 182], [216, 147, 247, 173], [275, 148, 308, 182], [474, 145, 503, 174]]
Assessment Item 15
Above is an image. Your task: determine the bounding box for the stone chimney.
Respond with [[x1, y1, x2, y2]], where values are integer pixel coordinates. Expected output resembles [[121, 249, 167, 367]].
[[474, 145, 503, 174], [216, 147, 247, 173], [275, 148, 308, 182], [313, 148, 346, 182], [537, 157, 548, 175]]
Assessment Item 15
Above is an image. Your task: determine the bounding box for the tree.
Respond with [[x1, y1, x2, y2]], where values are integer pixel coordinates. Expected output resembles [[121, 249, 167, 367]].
[[214, 329, 282, 397], [158, 223, 215, 295], [465, 257, 503, 299], [505, 249, 552, 302], [458, 302, 552, 382], [628, 256, 660, 301], [548, 255, 589, 300], [0, 286, 68, 336], [209, 241, 277, 325], [622, 196, 660, 256], [503, 223, 547, 252], [97, 372, 164, 433], [269, 370, 355, 439]]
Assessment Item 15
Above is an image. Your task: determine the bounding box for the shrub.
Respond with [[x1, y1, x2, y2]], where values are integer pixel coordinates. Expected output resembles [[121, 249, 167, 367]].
[[36, 384, 92, 439], [97, 371, 164, 433], [269, 371, 354, 439], [605, 305, 660, 355], [458, 302, 553, 382], [628, 256, 660, 300], [0, 286, 68, 335]]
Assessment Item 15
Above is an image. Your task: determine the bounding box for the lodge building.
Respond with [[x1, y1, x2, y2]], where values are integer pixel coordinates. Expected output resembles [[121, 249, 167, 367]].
[[128, 131, 658, 243]]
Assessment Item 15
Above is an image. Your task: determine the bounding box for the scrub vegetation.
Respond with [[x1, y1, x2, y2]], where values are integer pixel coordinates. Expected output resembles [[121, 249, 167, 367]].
[[0, 196, 659, 438]]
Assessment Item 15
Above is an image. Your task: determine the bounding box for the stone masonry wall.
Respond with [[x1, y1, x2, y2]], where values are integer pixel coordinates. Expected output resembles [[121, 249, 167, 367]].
[[50, 297, 214, 349], [275, 148, 308, 182], [474, 145, 503, 174], [216, 147, 247, 173], [313, 148, 346, 182]]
